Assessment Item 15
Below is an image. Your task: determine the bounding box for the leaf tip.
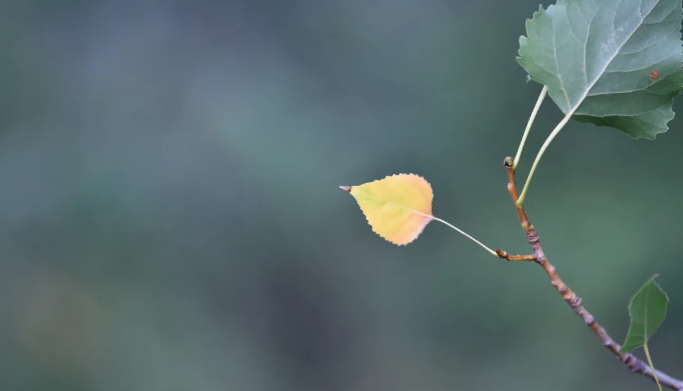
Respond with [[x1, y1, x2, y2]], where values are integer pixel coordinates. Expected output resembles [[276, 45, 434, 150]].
[[339, 186, 352, 192]]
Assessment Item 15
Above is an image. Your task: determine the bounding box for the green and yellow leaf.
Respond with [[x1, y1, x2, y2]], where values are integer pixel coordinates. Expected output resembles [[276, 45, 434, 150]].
[[340, 174, 433, 246]]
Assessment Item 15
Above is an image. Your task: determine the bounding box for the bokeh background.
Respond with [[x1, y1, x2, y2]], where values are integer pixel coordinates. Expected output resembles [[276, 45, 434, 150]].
[[2, 1, 682, 390]]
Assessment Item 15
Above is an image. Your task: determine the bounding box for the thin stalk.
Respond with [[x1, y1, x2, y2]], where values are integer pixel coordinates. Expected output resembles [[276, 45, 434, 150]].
[[517, 109, 575, 206], [514, 85, 548, 170], [432, 217, 498, 257], [644, 343, 664, 391]]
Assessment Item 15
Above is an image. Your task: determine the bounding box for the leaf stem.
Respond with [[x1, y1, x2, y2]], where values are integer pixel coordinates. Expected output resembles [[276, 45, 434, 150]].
[[514, 85, 548, 170], [517, 109, 575, 206], [644, 343, 664, 391], [431, 216, 498, 257]]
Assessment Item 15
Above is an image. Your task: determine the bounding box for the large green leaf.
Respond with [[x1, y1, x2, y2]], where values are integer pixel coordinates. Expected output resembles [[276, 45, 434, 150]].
[[518, 0, 683, 139], [621, 275, 669, 353]]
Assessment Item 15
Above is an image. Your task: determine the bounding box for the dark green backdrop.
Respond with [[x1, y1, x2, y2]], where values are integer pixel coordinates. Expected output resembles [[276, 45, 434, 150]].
[[2, 1, 682, 390]]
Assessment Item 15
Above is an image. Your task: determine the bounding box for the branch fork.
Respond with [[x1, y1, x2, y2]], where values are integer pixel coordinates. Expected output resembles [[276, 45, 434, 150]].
[[501, 156, 683, 390]]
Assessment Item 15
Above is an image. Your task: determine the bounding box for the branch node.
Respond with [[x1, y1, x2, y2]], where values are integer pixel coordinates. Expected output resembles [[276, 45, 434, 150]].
[[570, 295, 582, 308], [526, 230, 539, 244], [624, 354, 638, 367], [585, 315, 595, 327]]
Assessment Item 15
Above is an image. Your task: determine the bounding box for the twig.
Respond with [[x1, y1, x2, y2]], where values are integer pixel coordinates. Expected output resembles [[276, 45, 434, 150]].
[[495, 249, 536, 262], [502, 157, 683, 390]]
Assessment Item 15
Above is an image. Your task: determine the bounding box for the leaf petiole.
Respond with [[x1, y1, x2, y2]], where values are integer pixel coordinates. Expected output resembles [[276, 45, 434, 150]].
[[643, 343, 663, 391], [517, 109, 575, 206], [514, 85, 548, 170], [431, 216, 498, 257]]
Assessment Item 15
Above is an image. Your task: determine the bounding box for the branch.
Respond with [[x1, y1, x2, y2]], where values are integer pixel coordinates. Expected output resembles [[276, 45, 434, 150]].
[[501, 157, 683, 390], [495, 249, 536, 262]]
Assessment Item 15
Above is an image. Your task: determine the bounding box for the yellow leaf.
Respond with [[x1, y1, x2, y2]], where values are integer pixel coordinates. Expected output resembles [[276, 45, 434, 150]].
[[340, 174, 433, 246]]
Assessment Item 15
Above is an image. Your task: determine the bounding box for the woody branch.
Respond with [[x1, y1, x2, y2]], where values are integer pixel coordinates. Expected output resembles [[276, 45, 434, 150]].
[[499, 156, 683, 390]]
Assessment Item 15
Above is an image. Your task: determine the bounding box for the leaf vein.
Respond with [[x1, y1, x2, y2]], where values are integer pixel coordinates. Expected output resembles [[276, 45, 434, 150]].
[[572, 0, 664, 112], [604, 53, 680, 74], [619, 29, 678, 54], [553, 16, 571, 108], [583, 8, 597, 88], [643, 0, 679, 25], [564, 8, 583, 45]]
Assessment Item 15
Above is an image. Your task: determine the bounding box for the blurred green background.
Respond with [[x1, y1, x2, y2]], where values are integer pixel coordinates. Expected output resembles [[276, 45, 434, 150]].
[[2, 1, 682, 390]]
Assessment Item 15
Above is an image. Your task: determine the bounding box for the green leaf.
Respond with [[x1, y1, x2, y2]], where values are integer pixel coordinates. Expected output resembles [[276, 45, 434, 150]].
[[517, 0, 683, 139], [621, 275, 669, 353]]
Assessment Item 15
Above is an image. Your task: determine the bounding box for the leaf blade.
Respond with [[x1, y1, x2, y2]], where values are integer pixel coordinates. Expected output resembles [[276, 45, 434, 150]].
[[621, 275, 669, 353], [341, 174, 433, 246], [517, 0, 683, 139]]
